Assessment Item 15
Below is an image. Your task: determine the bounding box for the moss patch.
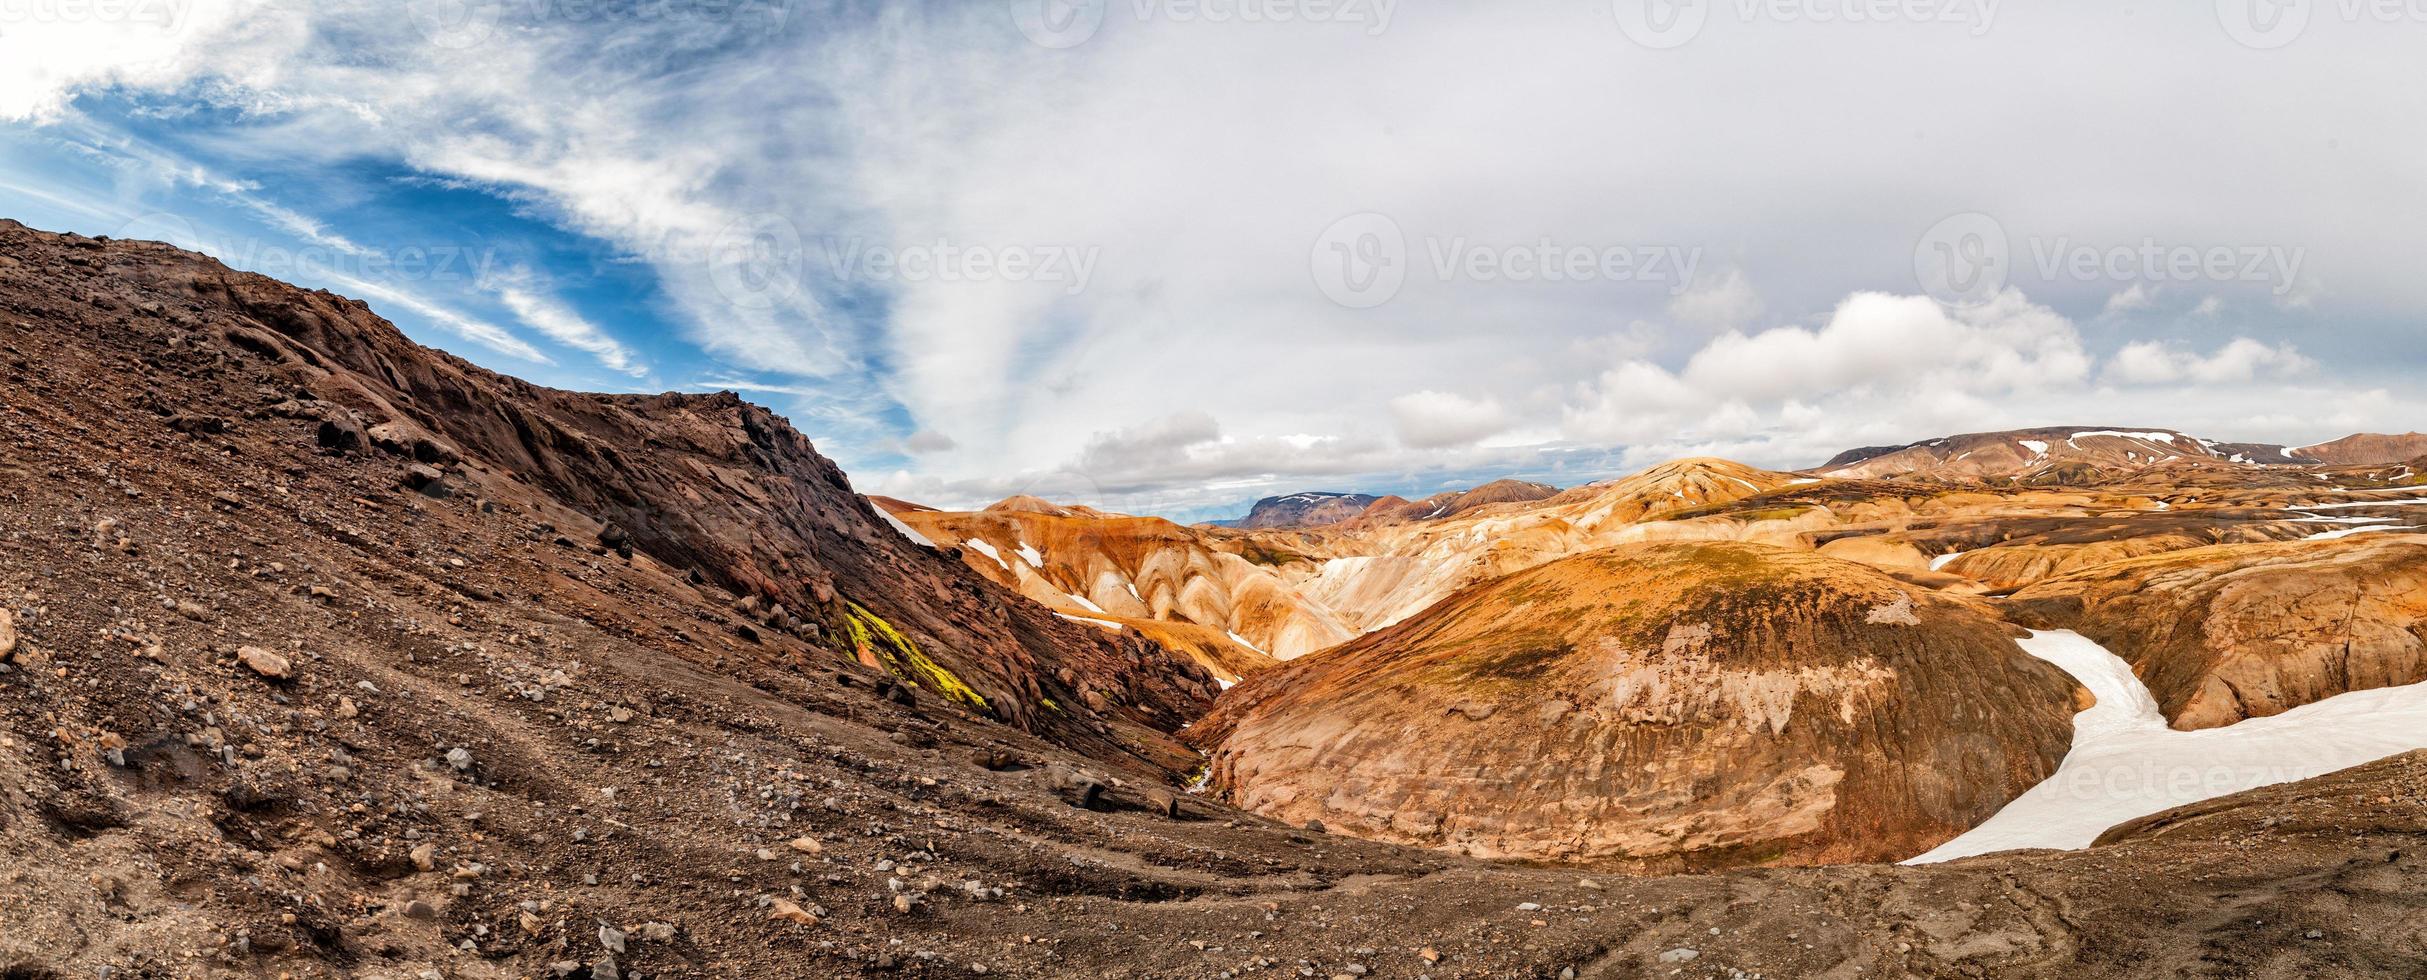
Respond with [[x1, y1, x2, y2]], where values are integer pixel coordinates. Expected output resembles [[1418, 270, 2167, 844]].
[[843, 602, 990, 711]]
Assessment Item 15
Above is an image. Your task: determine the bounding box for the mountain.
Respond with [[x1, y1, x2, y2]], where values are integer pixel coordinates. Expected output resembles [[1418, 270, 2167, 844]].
[[1814, 426, 2227, 482], [1357, 478, 1561, 523], [1234, 491, 1380, 529], [2289, 431, 2427, 465], [1817, 426, 2427, 483], [1192, 542, 2079, 870]]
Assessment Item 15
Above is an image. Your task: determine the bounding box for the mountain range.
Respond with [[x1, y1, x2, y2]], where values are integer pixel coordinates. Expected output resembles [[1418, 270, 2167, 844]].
[[6, 219, 2427, 979]]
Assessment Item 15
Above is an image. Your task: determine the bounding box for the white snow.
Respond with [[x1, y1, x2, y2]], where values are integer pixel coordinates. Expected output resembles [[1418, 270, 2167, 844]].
[[1066, 593, 1107, 614], [2017, 440, 2049, 456], [2296, 497, 2427, 510], [874, 508, 936, 548], [1225, 631, 1271, 657], [2069, 429, 2178, 444], [1929, 550, 1969, 572], [2305, 525, 2423, 542], [1909, 630, 2427, 864], [1054, 613, 1123, 631], [1786, 478, 1822, 486], [1015, 540, 1046, 567], [961, 538, 1010, 572]]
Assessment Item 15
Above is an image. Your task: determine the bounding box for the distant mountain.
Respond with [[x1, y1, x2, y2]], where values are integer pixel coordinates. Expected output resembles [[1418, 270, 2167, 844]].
[[1360, 478, 1561, 523], [1816, 427, 2427, 482], [1815, 427, 2223, 482], [1234, 491, 1382, 529], [2288, 432, 2427, 466]]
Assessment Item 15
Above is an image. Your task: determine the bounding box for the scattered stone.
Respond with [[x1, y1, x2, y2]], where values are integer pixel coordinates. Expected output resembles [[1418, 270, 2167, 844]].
[[770, 899, 820, 926], [787, 836, 824, 855], [598, 924, 626, 954], [0, 608, 16, 661], [445, 747, 475, 772], [402, 464, 448, 497], [410, 843, 438, 872], [1657, 948, 1700, 964], [1145, 788, 1182, 818], [402, 900, 439, 920], [235, 646, 293, 681]]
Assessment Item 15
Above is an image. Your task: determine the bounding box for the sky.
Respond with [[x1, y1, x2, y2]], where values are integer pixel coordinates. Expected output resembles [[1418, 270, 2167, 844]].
[[1, 0, 2419, 522]]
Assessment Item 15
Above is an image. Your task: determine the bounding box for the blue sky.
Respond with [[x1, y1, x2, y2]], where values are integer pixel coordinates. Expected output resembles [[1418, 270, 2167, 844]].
[[3, 1, 2420, 522]]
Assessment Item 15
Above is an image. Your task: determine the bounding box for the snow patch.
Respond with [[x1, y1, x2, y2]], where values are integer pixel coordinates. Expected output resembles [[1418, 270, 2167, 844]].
[[875, 508, 936, 548], [1054, 613, 1123, 631], [1908, 630, 2427, 864], [962, 538, 1010, 572]]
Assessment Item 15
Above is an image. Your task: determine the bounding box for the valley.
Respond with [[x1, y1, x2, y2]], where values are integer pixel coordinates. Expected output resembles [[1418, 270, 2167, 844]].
[[3, 220, 2426, 978]]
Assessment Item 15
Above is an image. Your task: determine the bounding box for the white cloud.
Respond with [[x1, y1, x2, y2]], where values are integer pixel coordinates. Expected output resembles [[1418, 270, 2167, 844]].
[[1667, 267, 1765, 331], [2103, 283, 2156, 315], [1388, 390, 1512, 449], [5, 4, 2423, 513], [2106, 338, 2316, 385]]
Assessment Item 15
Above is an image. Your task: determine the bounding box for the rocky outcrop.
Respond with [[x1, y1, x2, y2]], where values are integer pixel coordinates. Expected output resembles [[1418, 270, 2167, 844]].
[[1192, 542, 2080, 870], [2007, 537, 2427, 730]]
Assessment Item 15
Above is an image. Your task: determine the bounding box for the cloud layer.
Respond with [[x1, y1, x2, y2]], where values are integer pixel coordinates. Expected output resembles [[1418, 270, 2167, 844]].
[[2, 2, 2420, 519]]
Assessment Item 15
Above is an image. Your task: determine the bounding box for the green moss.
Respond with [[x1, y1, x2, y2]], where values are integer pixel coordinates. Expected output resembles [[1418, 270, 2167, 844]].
[[843, 602, 991, 711]]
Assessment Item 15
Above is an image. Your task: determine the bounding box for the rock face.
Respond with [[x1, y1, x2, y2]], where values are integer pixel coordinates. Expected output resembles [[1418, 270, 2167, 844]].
[[2007, 537, 2427, 730], [1192, 542, 2080, 870]]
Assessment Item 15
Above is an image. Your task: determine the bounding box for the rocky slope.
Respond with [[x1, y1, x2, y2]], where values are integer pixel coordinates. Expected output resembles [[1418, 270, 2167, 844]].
[[0, 220, 1219, 769], [2006, 536, 2427, 730], [1192, 542, 2081, 870]]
